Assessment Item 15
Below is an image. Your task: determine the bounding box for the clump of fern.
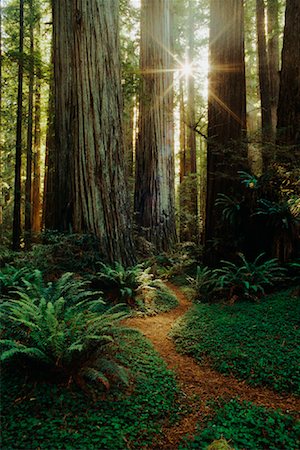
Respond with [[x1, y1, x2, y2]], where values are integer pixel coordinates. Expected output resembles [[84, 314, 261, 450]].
[[0, 266, 40, 298], [214, 253, 287, 301], [19, 271, 99, 307], [0, 290, 131, 393], [95, 262, 154, 305]]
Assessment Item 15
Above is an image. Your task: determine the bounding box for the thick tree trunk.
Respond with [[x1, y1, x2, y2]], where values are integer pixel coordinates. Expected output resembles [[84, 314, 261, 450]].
[[256, 0, 272, 148], [276, 0, 300, 153], [25, 0, 34, 243], [179, 77, 187, 240], [12, 0, 24, 250], [135, 0, 177, 252], [205, 0, 247, 263], [72, 0, 135, 266], [267, 0, 279, 135]]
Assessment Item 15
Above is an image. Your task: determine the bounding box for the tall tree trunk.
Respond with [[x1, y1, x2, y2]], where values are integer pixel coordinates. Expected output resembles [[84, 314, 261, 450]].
[[12, 0, 24, 250], [0, 0, 3, 226], [276, 0, 300, 153], [25, 0, 34, 243], [32, 18, 41, 233], [135, 0, 177, 251], [179, 77, 187, 240], [205, 0, 247, 263], [267, 0, 279, 135], [72, 0, 135, 266], [43, 43, 55, 229], [186, 0, 198, 240], [47, 0, 73, 231], [256, 0, 272, 148]]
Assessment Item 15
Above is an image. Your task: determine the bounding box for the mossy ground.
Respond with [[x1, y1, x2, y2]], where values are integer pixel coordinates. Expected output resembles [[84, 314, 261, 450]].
[[171, 290, 300, 394]]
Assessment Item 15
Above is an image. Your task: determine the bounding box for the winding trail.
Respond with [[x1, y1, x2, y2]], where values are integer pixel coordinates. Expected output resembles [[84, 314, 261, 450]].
[[126, 282, 300, 449]]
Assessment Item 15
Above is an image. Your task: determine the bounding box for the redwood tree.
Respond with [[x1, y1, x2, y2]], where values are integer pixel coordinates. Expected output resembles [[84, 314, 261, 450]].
[[135, 0, 177, 251], [205, 0, 247, 262], [72, 0, 135, 265], [276, 0, 300, 152], [12, 0, 24, 250]]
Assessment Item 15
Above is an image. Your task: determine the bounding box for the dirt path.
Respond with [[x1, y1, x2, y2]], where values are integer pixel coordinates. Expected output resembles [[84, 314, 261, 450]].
[[126, 282, 300, 449]]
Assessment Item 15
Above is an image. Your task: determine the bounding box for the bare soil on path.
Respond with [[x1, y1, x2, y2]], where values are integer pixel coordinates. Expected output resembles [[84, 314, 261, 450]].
[[126, 282, 300, 449]]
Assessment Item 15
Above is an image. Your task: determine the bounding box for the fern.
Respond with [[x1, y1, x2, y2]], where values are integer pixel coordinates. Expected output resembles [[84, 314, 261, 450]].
[[0, 275, 132, 393], [214, 253, 287, 299], [95, 262, 154, 305]]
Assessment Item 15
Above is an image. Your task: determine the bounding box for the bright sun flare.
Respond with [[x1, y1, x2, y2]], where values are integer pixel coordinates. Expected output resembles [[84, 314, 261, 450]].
[[180, 63, 193, 76]]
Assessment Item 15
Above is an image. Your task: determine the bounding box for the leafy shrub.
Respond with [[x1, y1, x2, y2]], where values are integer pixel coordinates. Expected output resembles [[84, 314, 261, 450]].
[[214, 253, 287, 300], [171, 290, 300, 393], [12, 232, 104, 275], [154, 242, 200, 280], [0, 280, 131, 392], [179, 400, 300, 450], [95, 262, 154, 305]]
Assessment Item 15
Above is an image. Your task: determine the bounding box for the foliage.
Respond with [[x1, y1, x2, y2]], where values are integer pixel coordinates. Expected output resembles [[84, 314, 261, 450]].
[[215, 193, 243, 226], [179, 400, 300, 450], [153, 242, 200, 280], [171, 290, 300, 393], [214, 253, 287, 300], [187, 265, 218, 301], [135, 280, 179, 315], [95, 262, 154, 305], [0, 276, 131, 392], [1, 330, 179, 450], [14, 270, 99, 307], [255, 198, 300, 231], [189, 254, 286, 302], [0, 266, 40, 297]]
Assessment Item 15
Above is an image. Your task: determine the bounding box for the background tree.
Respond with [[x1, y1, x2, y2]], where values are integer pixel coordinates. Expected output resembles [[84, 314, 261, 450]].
[[135, 0, 177, 251], [12, 0, 24, 250], [276, 0, 300, 153], [256, 0, 272, 148], [205, 0, 247, 262], [267, 0, 279, 135]]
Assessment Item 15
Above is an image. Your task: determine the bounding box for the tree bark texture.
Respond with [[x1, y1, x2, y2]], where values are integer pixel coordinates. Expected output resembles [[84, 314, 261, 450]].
[[205, 0, 247, 262], [276, 0, 300, 153], [46, 0, 74, 231], [256, 0, 272, 145], [267, 0, 279, 135], [12, 0, 24, 250], [135, 0, 177, 252], [72, 0, 135, 265], [32, 21, 42, 233], [25, 0, 34, 241]]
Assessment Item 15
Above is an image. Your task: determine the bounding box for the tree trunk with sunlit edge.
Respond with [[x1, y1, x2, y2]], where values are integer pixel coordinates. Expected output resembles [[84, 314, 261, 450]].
[[72, 0, 135, 266], [135, 0, 177, 252], [205, 0, 247, 264]]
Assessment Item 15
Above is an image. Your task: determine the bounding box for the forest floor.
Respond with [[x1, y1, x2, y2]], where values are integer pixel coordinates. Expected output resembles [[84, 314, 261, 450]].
[[126, 282, 300, 449]]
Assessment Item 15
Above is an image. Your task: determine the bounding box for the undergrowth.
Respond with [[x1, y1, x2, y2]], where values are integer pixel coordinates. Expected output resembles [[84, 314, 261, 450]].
[[1, 331, 179, 449], [179, 399, 300, 450], [171, 290, 300, 394]]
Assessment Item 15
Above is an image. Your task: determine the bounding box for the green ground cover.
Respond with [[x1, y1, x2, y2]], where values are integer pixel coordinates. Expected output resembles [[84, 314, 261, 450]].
[[1, 331, 179, 450], [179, 399, 300, 450], [171, 290, 300, 394]]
